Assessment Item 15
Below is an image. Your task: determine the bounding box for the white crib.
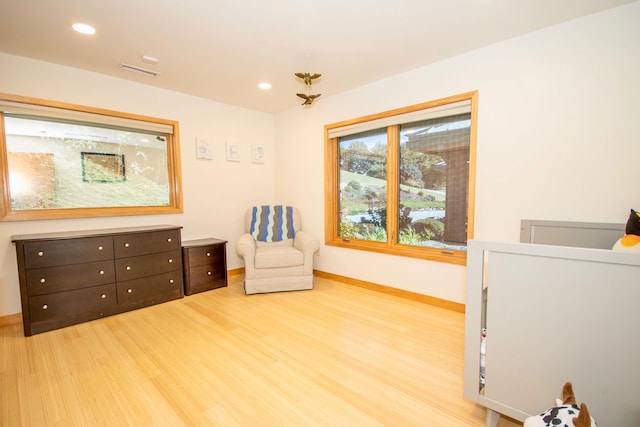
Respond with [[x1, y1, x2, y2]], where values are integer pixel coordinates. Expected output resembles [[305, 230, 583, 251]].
[[464, 220, 640, 427]]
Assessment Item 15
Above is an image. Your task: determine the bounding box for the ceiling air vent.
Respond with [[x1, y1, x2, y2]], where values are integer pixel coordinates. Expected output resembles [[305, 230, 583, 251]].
[[118, 63, 159, 77]]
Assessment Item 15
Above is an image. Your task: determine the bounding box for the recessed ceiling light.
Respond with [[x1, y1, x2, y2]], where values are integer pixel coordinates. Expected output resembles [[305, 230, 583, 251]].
[[142, 55, 159, 65], [258, 82, 272, 90], [72, 23, 96, 35]]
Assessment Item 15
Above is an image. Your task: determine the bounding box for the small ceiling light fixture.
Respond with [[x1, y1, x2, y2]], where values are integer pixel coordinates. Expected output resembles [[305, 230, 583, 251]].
[[72, 22, 96, 35], [141, 55, 159, 65], [258, 82, 272, 90], [295, 72, 321, 106]]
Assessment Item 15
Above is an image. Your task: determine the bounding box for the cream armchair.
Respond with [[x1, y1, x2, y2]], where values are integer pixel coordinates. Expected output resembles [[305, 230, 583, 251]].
[[236, 205, 320, 294]]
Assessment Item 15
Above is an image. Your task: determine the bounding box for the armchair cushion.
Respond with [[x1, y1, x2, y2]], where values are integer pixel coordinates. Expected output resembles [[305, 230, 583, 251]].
[[255, 245, 304, 269]]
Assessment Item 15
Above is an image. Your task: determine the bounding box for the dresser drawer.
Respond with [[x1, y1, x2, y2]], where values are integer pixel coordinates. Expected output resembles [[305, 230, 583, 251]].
[[117, 270, 183, 305], [26, 260, 116, 296], [29, 284, 116, 322], [113, 229, 181, 258], [115, 249, 182, 281], [23, 236, 114, 268]]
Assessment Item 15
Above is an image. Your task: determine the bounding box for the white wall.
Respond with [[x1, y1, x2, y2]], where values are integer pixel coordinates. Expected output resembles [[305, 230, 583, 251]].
[[274, 2, 640, 304], [1, 2, 638, 317], [0, 53, 276, 316]]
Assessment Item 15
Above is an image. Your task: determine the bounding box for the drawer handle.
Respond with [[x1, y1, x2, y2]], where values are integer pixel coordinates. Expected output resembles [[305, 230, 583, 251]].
[[40, 278, 46, 284], [207, 271, 212, 276], [38, 251, 44, 257], [127, 288, 133, 294], [206, 252, 211, 257], [101, 294, 107, 299], [126, 266, 131, 271], [168, 258, 173, 263], [124, 243, 130, 248], [98, 246, 104, 251], [169, 279, 174, 284], [42, 304, 48, 310], [99, 270, 105, 275], [167, 238, 172, 243]]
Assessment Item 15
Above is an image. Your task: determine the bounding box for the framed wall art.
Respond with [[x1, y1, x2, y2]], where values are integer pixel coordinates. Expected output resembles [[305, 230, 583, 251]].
[[226, 142, 240, 162]]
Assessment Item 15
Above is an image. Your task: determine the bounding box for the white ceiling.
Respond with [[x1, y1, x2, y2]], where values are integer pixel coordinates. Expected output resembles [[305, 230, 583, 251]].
[[0, 0, 635, 113]]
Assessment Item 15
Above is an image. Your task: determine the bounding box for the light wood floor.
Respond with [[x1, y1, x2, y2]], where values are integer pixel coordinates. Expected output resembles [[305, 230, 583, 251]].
[[0, 275, 521, 427]]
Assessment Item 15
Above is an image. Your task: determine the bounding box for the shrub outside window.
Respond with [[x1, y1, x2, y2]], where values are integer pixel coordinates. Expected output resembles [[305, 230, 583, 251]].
[[324, 91, 478, 265]]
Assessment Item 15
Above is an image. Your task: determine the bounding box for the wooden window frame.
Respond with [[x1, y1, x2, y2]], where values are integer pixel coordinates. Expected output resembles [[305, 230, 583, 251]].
[[0, 93, 183, 221], [324, 91, 478, 265]]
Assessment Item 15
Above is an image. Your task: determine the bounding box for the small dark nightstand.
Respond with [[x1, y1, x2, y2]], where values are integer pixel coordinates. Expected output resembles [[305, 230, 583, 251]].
[[182, 238, 228, 295]]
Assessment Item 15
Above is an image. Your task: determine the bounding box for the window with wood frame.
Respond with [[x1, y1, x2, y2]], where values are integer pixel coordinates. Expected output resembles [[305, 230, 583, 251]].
[[0, 93, 182, 221], [324, 91, 478, 265]]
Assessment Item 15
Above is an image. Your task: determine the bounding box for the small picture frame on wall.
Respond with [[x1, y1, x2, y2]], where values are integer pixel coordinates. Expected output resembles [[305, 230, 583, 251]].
[[226, 142, 240, 162], [81, 152, 125, 182], [195, 138, 212, 160], [251, 145, 264, 164]]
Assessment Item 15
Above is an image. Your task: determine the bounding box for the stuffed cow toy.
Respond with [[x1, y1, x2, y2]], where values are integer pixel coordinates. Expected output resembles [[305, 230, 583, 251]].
[[524, 382, 597, 427]]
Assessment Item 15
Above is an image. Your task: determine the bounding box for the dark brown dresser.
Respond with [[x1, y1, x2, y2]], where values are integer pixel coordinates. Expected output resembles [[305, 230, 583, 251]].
[[182, 238, 228, 295], [12, 225, 184, 336]]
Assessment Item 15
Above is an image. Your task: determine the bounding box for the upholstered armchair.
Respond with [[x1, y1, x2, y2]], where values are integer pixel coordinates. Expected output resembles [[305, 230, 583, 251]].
[[236, 205, 320, 294]]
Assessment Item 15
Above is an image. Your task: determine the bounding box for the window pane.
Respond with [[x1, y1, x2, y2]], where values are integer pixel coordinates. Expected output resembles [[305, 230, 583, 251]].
[[399, 113, 471, 250], [338, 128, 388, 242], [4, 116, 170, 210]]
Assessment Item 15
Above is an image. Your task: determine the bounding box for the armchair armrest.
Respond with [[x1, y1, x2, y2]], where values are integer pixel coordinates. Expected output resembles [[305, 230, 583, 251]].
[[294, 230, 320, 275], [237, 233, 257, 273], [294, 230, 320, 254]]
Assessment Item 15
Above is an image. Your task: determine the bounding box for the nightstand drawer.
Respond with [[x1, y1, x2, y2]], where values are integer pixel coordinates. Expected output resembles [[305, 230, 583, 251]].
[[187, 264, 227, 293], [184, 244, 224, 267]]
